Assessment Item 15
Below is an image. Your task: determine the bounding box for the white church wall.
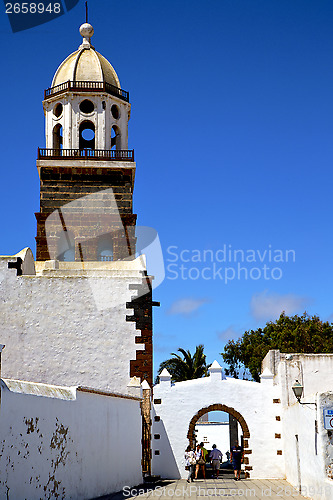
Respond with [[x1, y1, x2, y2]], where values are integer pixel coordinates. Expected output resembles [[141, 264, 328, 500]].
[[0, 253, 145, 394], [152, 367, 284, 480], [0, 379, 142, 500]]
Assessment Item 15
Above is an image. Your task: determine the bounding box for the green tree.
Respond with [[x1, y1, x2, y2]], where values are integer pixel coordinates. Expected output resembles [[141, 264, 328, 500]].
[[157, 344, 209, 382], [221, 312, 333, 382]]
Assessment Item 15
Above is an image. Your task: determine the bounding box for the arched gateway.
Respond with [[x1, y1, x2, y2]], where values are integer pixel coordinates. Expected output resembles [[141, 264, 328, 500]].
[[187, 403, 251, 477], [151, 362, 284, 480]]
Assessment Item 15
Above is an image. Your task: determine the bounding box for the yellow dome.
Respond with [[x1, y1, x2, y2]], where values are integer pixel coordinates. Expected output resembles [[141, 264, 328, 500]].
[[51, 23, 120, 89]]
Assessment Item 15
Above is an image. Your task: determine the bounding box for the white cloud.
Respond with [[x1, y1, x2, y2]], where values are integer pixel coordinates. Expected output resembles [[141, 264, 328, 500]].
[[250, 290, 309, 322], [217, 325, 240, 341], [324, 313, 333, 324], [167, 297, 209, 316]]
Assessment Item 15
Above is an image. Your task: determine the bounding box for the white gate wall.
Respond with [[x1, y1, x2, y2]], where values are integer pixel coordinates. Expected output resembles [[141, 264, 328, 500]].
[[152, 365, 284, 479]]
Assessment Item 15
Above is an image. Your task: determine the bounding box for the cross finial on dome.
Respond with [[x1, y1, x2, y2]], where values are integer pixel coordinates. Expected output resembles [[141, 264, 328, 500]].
[[79, 3, 93, 49]]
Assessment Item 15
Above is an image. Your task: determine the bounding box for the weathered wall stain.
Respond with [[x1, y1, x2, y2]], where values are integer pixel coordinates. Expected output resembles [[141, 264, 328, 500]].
[[24, 417, 39, 434], [43, 418, 71, 500], [1, 416, 70, 499]]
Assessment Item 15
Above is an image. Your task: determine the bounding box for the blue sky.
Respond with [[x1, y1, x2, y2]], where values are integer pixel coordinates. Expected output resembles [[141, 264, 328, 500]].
[[1, 0, 333, 379]]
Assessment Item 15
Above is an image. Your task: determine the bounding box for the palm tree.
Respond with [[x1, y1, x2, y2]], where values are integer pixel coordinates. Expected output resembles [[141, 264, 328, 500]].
[[157, 344, 209, 382]]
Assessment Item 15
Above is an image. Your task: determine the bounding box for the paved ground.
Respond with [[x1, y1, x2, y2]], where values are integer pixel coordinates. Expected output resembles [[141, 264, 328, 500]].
[[95, 477, 309, 500]]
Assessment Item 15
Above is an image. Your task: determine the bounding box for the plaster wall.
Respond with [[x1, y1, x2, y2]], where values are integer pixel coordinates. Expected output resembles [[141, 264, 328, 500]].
[[195, 422, 235, 456], [264, 351, 333, 405], [0, 253, 145, 394], [281, 393, 333, 500], [262, 350, 333, 499], [0, 379, 142, 500], [151, 370, 284, 479]]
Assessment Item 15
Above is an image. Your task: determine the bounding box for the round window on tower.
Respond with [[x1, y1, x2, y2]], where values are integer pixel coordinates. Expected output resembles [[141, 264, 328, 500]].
[[79, 99, 95, 114], [53, 103, 63, 118], [111, 104, 120, 120]]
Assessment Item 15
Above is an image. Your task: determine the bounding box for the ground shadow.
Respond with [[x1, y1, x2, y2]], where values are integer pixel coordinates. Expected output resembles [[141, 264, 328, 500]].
[[90, 480, 175, 499]]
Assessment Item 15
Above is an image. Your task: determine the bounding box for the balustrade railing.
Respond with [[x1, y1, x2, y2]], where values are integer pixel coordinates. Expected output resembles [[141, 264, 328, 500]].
[[44, 80, 129, 102], [38, 148, 134, 161]]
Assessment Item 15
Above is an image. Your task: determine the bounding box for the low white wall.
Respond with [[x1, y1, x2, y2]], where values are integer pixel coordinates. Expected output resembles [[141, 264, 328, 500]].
[[0, 379, 142, 499], [152, 370, 284, 480]]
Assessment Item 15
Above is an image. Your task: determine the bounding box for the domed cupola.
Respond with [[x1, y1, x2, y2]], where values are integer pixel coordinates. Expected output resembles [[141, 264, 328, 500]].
[[52, 23, 121, 89], [41, 23, 131, 154]]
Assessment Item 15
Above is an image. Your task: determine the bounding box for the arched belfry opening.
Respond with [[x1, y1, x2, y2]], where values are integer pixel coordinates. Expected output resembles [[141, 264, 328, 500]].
[[97, 234, 114, 261], [79, 120, 95, 149], [53, 124, 63, 150], [187, 403, 251, 478], [111, 125, 121, 150], [57, 230, 75, 262]]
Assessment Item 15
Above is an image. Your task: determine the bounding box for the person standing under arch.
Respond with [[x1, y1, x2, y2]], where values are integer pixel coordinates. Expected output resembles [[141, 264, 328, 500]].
[[194, 443, 206, 479], [230, 440, 244, 480], [184, 445, 196, 483], [209, 444, 223, 479]]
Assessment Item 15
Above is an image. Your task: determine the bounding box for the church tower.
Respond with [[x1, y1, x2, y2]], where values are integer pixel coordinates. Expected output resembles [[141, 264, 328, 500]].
[[0, 22, 156, 392], [36, 22, 136, 262]]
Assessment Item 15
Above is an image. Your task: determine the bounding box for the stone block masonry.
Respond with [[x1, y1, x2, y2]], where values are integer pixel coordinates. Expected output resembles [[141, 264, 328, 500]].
[[38, 166, 134, 213], [35, 163, 137, 261]]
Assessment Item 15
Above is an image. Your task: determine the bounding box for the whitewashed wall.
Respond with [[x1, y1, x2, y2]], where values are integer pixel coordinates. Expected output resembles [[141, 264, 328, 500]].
[[0, 379, 142, 500], [273, 353, 333, 500], [195, 421, 240, 456], [152, 365, 284, 480], [0, 251, 145, 394]]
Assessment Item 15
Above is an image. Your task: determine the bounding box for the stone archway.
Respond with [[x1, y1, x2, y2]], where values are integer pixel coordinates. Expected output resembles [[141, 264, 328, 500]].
[[187, 403, 252, 478]]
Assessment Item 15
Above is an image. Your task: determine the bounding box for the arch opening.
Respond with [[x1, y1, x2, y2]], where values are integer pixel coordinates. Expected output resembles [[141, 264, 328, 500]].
[[97, 234, 114, 262], [111, 125, 121, 150], [187, 404, 251, 478], [53, 123, 63, 150], [79, 120, 95, 150], [57, 230, 75, 262]]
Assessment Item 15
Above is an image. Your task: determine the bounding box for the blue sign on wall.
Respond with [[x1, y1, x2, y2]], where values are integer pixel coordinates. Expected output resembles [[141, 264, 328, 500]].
[[323, 408, 333, 430]]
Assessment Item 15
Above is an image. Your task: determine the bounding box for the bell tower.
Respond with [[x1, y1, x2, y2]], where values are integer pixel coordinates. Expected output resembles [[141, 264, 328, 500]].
[[36, 22, 136, 262]]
